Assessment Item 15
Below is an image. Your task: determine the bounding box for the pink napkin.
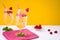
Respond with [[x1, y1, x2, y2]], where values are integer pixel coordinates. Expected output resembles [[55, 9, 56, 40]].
[[3, 29, 39, 40]]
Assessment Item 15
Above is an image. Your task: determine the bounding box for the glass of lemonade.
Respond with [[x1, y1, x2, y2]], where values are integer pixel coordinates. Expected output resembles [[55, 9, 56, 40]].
[[16, 8, 28, 29], [3, 6, 14, 25]]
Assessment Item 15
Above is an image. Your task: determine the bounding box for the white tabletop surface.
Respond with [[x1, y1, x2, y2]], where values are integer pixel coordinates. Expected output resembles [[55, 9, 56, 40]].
[[0, 25, 60, 40]]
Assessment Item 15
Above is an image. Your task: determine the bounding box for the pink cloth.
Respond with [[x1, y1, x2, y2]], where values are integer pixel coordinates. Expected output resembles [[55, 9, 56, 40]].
[[3, 29, 39, 40]]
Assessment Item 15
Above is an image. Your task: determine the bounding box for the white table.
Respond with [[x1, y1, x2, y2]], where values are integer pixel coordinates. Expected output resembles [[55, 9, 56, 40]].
[[0, 25, 60, 40]]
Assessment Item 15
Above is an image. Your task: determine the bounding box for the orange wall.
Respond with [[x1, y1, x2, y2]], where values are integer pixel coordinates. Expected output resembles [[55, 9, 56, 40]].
[[0, 0, 60, 25]]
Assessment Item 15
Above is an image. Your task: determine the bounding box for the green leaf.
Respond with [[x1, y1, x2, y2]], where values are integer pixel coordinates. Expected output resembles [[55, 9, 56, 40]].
[[17, 32, 25, 37], [2, 26, 13, 31]]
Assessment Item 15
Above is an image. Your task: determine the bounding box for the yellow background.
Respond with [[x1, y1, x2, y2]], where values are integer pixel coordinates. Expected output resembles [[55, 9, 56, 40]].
[[0, 0, 60, 25]]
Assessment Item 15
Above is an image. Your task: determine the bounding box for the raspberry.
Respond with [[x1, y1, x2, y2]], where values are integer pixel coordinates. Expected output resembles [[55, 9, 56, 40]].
[[54, 31, 58, 34], [48, 29, 50, 31], [9, 7, 12, 10], [34, 25, 42, 29], [39, 25, 42, 29], [34, 25, 39, 29], [25, 8, 29, 12], [50, 32, 53, 35]]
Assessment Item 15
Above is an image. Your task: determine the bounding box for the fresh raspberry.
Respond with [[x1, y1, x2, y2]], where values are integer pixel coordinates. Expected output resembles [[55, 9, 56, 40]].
[[34, 25, 42, 29], [25, 8, 29, 12], [39, 25, 42, 29], [50, 32, 53, 35], [9, 7, 12, 10], [48, 29, 50, 32], [54, 30, 58, 34], [34, 25, 39, 29]]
